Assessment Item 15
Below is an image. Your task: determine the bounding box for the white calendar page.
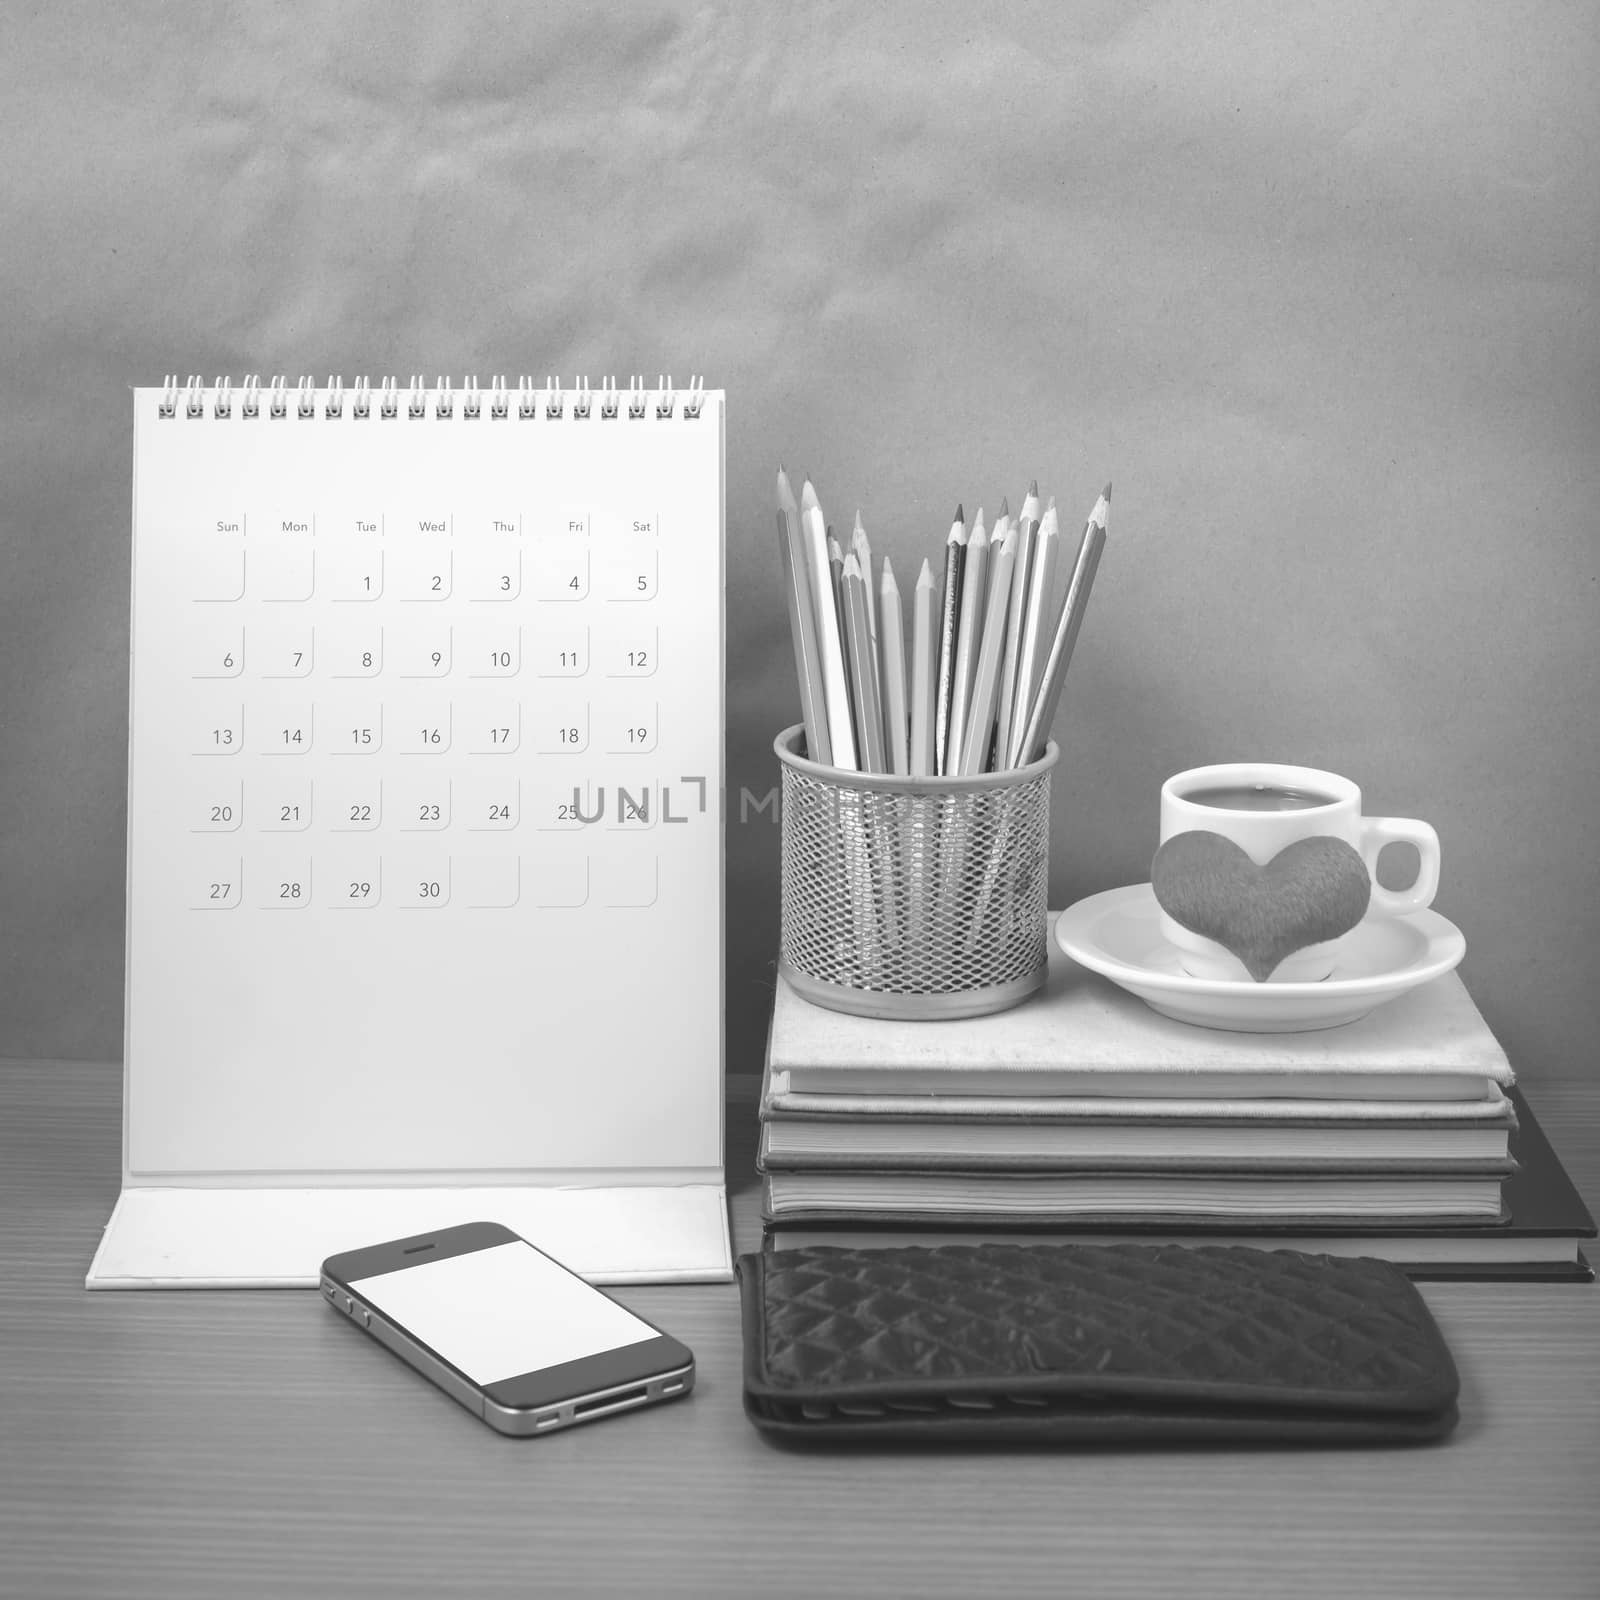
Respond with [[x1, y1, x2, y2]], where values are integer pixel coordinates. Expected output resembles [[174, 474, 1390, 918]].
[[122, 383, 723, 1186]]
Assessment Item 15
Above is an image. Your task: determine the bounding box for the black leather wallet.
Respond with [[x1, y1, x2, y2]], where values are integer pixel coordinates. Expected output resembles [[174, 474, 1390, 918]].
[[738, 1242, 1459, 1444]]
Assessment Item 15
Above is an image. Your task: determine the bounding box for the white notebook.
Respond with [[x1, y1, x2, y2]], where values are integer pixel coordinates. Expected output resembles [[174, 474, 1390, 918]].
[[770, 935, 1513, 1102], [91, 375, 730, 1288]]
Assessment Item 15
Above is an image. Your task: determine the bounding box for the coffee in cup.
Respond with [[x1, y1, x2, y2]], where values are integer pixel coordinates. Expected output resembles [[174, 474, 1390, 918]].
[[1156, 762, 1441, 982], [1180, 781, 1338, 812]]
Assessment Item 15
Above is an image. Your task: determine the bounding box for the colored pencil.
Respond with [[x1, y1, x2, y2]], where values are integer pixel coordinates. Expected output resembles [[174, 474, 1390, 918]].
[[800, 481, 857, 769], [845, 520, 882, 752], [958, 523, 1018, 775], [851, 511, 877, 647], [1019, 485, 1109, 766], [1016, 482, 1040, 535], [878, 556, 910, 775], [945, 507, 989, 779], [988, 501, 1011, 555], [1005, 497, 1059, 768], [995, 482, 1039, 772], [826, 527, 854, 736], [841, 554, 885, 773], [974, 501, 1011, 769], [775, 468, 829, 764], [934, 506, 967, 776], [827, 531, 846, 645], [909, 559, 939, 777]]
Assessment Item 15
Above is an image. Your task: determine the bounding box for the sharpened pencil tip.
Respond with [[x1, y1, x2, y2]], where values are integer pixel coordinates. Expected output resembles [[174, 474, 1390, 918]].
[[800, 480, 819, 511], [853, 509, 865, 536], [917, 558, 937, 586], [842, 552, 862, 579], [955, 504, 964, 523], [999, 496, 1010, 516], [1029, 479, 1038, 495], [1103, 482, 1112, 502]]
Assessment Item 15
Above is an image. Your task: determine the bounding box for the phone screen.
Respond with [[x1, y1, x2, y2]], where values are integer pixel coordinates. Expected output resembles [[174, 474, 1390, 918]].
[[350, 1240, 658, 1386]]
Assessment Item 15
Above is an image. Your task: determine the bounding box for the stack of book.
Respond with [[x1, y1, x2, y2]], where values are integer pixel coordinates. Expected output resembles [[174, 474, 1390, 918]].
[[759, 938, 1594, 1281]]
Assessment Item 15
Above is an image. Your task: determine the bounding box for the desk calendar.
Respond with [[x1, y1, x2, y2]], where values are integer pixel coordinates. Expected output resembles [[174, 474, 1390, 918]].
[[88, 376, 730, 1287]]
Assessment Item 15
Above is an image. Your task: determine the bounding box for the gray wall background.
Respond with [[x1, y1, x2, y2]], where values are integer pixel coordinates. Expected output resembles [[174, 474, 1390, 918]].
[[2, 2, 1596, 1084]]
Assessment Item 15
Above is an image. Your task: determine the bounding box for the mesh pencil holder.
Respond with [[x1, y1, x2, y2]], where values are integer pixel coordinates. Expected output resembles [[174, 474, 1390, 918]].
[[776, 724, 1057, 1020]]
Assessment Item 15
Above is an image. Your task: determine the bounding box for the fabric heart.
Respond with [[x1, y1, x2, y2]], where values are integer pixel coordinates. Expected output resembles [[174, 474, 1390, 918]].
[[1151, 831, 1372, 982]]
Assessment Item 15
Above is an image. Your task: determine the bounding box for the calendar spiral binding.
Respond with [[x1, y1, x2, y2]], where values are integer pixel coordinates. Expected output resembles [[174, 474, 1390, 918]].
[[158, 374, 708, 422]]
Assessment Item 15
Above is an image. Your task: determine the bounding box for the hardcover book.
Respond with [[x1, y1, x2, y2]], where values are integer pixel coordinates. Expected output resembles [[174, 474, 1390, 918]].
[[765, 1088, 1593, 1282]]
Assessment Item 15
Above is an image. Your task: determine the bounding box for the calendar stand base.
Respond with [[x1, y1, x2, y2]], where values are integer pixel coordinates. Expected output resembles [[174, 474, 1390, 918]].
[[86, 1182, 732, 1288]]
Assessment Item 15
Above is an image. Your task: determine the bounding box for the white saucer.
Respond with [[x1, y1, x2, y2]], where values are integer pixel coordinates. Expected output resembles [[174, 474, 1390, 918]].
[[1053, 884, 1466, 1033]]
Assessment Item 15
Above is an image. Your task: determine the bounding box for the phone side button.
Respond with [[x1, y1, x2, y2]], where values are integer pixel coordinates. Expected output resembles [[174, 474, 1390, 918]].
[[357, 1307, 371, 1328]]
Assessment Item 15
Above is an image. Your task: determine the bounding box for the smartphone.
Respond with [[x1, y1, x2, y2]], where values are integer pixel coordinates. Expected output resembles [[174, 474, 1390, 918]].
[[321, 1221, 694, 1436]]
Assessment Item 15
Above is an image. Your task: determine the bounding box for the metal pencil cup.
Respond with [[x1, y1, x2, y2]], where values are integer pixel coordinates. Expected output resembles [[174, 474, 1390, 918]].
[[776, 725, 1057, 1020]]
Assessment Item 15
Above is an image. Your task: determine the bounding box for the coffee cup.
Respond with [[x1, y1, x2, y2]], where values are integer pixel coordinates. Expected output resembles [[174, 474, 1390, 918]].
[[1157, 762, 1440, 982]]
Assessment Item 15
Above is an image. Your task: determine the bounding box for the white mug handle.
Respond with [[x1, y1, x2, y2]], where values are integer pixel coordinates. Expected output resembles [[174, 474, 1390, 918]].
[[1360, 816, 1441, 915]]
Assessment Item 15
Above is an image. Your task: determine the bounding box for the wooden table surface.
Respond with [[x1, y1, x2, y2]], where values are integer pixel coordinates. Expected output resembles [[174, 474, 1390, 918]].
[[3, 1059, 1597, 1600]]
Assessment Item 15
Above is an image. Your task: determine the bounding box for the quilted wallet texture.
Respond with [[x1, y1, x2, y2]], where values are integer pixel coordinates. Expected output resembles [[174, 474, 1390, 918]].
[[738, 1243, 1459, 1444]]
